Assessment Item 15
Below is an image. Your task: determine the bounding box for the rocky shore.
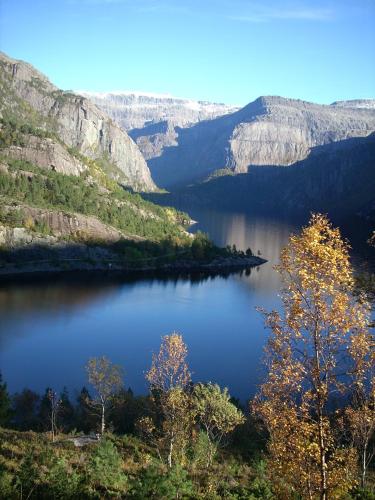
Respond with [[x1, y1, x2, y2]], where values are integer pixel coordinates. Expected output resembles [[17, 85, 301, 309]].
[[0, 254, 266, 280]]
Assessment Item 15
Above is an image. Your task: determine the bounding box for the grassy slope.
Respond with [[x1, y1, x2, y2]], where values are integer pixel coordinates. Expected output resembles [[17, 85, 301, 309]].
[[0, 427, 266, 499]]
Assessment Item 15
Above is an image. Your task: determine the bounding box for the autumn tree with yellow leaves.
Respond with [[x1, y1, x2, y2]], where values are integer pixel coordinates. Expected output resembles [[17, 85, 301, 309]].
[[145, 333, 194, 468], [86, 356, 123, 435], [253, 214, 374, 500], [345, 326, 375, 489]]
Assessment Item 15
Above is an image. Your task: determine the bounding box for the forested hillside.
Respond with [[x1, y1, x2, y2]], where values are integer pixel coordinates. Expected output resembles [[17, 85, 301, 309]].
[[0, 53, 264, 275]]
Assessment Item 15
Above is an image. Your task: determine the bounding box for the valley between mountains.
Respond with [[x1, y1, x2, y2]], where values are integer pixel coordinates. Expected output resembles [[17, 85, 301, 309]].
[[0, 51, 374, 277]]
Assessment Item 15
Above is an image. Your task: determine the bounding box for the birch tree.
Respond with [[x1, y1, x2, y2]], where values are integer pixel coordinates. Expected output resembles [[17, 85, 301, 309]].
[[146, 333, 193, 468], [47, 389, 61, 442], [86, 356, 123, 435], [193, 383, 244, 467], [253, 214, 373, 499]]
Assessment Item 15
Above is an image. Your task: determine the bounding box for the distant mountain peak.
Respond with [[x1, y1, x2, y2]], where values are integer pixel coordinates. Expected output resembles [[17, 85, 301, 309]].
[[330, 99, 375, 109], [75, 90, 176, 100], [77, 90, 240, 133], [76, 89, 237, 107]]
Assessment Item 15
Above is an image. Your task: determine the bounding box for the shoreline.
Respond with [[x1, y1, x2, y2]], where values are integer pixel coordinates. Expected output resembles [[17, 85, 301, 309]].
[[0, 255, 267, 283]]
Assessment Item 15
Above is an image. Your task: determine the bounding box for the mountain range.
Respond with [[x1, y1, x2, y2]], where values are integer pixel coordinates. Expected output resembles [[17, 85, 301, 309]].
[[78, 91, 238, 163], [145, 95, 375, 188], [83, 92, 375, 209], [1, 51, 375, 237], [154, 133, 375, 221], [77, 91, 238, 131]]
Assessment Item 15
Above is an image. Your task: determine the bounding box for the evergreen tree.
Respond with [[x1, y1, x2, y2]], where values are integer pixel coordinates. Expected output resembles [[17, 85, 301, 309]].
[[0, 373, 10, 426]]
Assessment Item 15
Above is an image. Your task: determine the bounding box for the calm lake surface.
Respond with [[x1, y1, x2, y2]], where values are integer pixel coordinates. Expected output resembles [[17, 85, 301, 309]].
[[0, 209, 372, 401]]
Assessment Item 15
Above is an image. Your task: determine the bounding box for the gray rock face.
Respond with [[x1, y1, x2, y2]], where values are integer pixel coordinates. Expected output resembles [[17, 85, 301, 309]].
[[77, 91, 239, 130], [331, 99, 375, 109], [129, 120, 178, 160], [161, 133, 375, 220], [3, 136, 86, 176], [78, 91, 239, 162], [147, 96, 375, 188], [0, 52, 156, 191], [0, 204, 126, 246]]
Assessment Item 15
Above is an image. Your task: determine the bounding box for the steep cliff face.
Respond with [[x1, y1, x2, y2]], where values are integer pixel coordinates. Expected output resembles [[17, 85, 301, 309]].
[[77, 91, 239, 130], [78, 91, 239, 162], [0, 52, 156, 191], [147, 96, 375, 188], [128, 120, 179, 160]]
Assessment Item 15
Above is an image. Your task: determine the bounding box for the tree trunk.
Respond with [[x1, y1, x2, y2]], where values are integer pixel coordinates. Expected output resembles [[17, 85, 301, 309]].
[[313, 324, 328, 500], [51, 410, 55, 442], [361, 443, 367, 488], [318, 410, 327, 500], [206, 439, 214, 468], [101, 405, 105, 435], [167, 435, 174, 468]]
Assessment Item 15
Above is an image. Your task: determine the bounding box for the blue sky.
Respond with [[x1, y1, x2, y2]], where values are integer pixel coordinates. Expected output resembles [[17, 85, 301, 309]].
[[0, 0, 374, 105]]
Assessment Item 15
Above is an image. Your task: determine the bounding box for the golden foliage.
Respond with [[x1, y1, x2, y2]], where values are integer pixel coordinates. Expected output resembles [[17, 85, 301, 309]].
[[146, 332, 191, 392], [145, 333, 193, 468], [253, 214, 373, 499]]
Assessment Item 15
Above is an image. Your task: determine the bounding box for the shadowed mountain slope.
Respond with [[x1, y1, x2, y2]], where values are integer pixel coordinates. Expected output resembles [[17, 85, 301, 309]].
[[150, 133, 375, 221], [146, 96, 375, 188]]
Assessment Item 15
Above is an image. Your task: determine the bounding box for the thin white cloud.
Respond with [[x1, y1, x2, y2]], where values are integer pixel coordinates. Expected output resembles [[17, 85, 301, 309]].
[[229, 5, 334, 23]]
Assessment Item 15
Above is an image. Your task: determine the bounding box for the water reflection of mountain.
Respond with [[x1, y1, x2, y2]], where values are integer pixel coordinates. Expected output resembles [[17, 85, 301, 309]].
[[0, 282, 121, 350], [187, 207, 374, 291], [0, 267, 257, 350], [188, 208, 298, 292], [0, 282, 120, 317]]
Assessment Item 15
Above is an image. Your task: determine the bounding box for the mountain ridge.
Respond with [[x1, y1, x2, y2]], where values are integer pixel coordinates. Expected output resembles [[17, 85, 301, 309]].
[[144, 94, 375, 188], [77, 90, 239, 130], [0, 52, 156, 192], [77, 90, 240, 163], [75, 89, 375, 190]]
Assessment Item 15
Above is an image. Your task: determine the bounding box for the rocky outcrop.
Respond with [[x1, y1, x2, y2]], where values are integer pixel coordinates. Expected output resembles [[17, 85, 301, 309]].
[[0, 203, 131, 244], [129, 120, 178, 160], [0, 224, 55, 249], [0, 52, 156, 191], [331, 99, 375, 109], [2, 136, 86, 176], [146, 96, 375, 188]]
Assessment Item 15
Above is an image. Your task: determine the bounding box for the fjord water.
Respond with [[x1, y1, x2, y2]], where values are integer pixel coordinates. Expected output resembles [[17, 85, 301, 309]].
[[0, 210, 368, 401]]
